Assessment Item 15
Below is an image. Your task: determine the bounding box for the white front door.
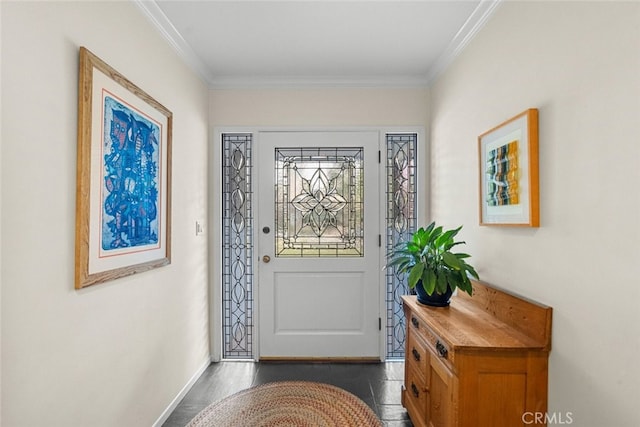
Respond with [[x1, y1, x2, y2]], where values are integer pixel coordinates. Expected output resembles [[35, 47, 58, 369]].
[[257, 131, 380, 359]]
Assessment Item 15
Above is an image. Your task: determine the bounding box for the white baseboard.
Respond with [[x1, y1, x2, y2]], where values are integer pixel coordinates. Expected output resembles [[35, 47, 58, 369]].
[[152, 357, 212, 427]]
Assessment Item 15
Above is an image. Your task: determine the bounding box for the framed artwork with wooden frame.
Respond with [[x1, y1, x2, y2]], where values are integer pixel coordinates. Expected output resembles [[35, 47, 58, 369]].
[[478, 109, 539, 227], [75, 47, 172, 289]]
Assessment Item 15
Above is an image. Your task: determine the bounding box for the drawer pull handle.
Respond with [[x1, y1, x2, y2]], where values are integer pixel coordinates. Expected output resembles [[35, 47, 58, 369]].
[[411, 316, 419, 329], [412, 347, 421, 362], [436, 340, 448, 358], [411, 382, 420, 398]]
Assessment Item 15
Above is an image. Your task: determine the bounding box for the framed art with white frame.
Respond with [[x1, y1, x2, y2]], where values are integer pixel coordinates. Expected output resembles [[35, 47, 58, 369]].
[[478, 109, 539, 227], [75, 47, 172, 289]]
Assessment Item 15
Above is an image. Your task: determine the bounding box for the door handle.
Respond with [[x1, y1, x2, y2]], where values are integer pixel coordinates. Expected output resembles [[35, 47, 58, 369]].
[[262, 255, 271, 263]]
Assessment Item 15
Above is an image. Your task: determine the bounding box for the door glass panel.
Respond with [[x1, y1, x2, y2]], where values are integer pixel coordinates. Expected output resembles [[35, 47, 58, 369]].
[[274, 147, 364, 257], [385, 133, 417, 359], [222, 133, 254, 359]]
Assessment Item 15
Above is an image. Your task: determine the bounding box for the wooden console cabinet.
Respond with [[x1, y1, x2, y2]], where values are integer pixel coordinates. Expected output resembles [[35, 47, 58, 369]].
[[401, 280, 552, 427]]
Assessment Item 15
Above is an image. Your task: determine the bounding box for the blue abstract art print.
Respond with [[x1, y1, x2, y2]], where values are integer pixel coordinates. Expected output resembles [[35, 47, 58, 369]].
[[101, 95, 160, 252]]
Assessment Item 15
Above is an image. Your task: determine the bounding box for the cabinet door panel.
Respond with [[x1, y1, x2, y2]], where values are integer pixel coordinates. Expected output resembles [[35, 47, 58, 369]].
[[428, 353, 454, 427], [476, 372, 527, 427]]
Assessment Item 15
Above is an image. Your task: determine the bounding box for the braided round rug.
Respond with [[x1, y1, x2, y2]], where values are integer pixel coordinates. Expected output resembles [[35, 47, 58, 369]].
[[186, 381, 383, 427]]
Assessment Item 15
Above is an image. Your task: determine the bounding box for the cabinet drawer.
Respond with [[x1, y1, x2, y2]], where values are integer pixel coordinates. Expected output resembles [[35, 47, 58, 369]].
[[409, 313, 455, 370], [407, 327, 429, 376], [404, 363, 428, 425]]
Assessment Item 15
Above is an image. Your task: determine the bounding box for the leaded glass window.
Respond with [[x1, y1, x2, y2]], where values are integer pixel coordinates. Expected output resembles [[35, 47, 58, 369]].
[[222, 134, 253, 359], [385, 134, 417, 359], [274, 147, 364, 258]]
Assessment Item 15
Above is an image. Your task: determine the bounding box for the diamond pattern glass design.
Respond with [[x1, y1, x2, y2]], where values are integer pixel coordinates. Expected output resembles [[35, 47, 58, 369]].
[[385, 134, 417, 359], [222, 134, 254, 359], [275, 147, 364, 257]]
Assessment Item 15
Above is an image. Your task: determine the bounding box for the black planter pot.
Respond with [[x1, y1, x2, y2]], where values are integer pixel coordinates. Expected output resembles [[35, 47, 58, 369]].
[[414, 281, 453, 307]]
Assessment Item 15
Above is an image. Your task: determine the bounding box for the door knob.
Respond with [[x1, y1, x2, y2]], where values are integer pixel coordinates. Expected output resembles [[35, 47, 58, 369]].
[[262, 255, 271, 263]]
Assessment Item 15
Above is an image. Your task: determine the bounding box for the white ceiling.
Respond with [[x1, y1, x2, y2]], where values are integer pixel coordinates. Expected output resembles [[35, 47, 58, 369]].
[[135, 0, 501, 88]]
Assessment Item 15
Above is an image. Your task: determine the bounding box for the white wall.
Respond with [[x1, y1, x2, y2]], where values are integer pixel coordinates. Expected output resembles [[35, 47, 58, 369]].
[[430, 2, 639, 426], [1, 2, 210, 426], [210, 88, 429, 127]]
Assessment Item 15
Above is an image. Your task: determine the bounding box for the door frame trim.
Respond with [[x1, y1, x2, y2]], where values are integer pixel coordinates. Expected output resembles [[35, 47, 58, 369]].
[[210, 126, 426, 362]]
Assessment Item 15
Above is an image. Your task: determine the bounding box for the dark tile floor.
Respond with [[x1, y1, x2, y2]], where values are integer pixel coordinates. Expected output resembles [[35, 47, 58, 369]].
[[162, 361, 413, 427]]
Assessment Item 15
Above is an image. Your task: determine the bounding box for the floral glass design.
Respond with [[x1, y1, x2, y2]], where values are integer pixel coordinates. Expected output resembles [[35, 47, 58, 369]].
[[275, 147, 364, 257]]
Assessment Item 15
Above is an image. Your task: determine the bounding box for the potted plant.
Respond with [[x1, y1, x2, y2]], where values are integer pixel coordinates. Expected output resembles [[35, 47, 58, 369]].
[[387, 222, 479, 307]]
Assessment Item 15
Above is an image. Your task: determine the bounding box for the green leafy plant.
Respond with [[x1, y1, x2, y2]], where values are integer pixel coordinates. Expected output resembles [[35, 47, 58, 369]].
[[387, 222, 479, 296]]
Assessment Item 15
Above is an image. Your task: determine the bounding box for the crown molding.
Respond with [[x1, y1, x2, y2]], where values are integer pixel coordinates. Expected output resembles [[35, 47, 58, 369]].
[[133, 0, 215, 86], [208, 74, 431, 90], [425, 0, 503, 84]]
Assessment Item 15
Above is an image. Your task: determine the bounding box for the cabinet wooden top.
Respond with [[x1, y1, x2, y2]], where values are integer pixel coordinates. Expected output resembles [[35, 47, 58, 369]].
[[402, 280, 552, 352]]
